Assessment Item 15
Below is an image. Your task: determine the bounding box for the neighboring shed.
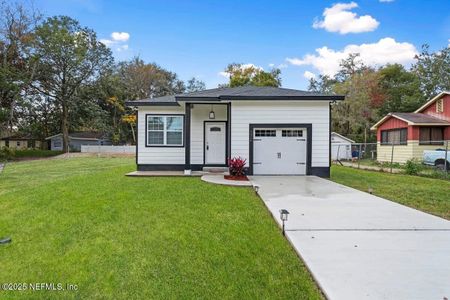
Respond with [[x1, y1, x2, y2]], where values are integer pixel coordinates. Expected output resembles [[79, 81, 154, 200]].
[[0, 135, 43, 149], [46, 132, 111, 151], [331, 132, 355, 160]]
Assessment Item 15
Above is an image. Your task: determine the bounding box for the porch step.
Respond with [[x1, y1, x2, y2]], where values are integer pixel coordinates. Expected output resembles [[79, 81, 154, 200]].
[[202, 166, 228, 173]]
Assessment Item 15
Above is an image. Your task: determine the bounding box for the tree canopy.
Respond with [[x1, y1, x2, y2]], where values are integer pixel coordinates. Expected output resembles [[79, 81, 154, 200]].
[[222, 63, 281, 87], [309, 45, 450, 142]]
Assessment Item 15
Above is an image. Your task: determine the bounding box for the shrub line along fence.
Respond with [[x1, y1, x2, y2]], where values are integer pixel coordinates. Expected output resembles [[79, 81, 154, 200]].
[[333, 140, 449, 174], [81, 145, 136, 154]]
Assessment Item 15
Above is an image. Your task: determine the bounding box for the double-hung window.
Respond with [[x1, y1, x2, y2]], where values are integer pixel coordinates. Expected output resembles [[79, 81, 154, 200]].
[[419, 127, 444, 145], [380, 128, 407, 145], [147, 115, 184, 146]]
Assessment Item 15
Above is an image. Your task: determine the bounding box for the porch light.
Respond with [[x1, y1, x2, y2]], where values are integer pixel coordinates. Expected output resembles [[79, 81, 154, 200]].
[[279, 209, 289, 236], [209, 104, 215, 119]]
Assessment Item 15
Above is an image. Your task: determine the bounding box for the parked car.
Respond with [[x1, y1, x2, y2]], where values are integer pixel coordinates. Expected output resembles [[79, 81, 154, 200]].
[[423, 149, 450, 170]]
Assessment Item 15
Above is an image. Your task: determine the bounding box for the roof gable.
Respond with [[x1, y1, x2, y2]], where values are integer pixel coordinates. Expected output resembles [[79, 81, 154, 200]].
[[414, 91, 450, 113], [331, 132, 355, 143]]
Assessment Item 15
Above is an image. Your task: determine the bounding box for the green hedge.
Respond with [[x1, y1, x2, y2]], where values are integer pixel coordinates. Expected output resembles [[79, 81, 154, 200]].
[[0, 148, 63, 161]]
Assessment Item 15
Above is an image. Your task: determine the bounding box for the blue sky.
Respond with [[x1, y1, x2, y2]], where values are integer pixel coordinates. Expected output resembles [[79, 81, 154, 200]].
[[33, 0, 450, 89]]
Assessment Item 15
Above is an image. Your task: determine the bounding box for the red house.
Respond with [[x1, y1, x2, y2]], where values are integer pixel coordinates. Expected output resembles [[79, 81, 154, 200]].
[[371, 91, 450, 163]]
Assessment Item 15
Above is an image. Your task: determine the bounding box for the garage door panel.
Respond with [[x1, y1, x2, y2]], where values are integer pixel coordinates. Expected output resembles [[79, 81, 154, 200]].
[[253, 128, 307, 175]]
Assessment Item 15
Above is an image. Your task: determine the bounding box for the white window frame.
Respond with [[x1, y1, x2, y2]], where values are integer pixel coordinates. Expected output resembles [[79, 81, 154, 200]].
[[146, 115, 184, 147]]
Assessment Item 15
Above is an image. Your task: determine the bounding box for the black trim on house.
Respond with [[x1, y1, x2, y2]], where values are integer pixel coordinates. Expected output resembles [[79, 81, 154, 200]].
[[203, 121, 228, 165], [144, 113, 185, 148], [125, 101, 180, 107], [310, 167, 330, 177], [176, 96, 345, 101], [227, 102, 231, 164], [248, 124, 313, 176], [138, 164, 185, 171], [185, 103, 191, 170], [329, 103, 332, 168], [135, 111, 138, 165]]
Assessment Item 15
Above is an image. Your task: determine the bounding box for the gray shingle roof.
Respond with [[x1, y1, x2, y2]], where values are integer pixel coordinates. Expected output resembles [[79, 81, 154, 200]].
[[125, 86, 344, 106], [392, 113, 450, 124]]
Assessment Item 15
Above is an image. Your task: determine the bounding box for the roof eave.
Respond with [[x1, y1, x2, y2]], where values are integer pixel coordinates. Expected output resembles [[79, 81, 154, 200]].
[[370, 114, 392, 130], [410, 123, 450, 126], [125, 101, 180, 107], [331, 132, 355, 143], [176, 95, 345, 101]]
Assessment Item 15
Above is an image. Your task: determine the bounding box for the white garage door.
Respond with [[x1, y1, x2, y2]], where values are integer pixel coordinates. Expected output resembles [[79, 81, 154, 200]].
[[253, 128, 307, 175]]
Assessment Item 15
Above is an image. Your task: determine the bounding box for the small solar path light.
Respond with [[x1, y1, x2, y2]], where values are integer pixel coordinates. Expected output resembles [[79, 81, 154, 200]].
[[279, 209, 289, 236], [0, 237, 11, 245]]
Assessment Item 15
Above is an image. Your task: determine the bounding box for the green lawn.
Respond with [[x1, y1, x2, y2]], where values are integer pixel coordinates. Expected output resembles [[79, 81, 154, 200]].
[[331, 165, 450, 220], [0, 157, 322, 299]]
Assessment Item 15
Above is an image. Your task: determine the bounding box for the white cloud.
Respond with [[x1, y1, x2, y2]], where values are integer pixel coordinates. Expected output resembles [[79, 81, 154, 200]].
[[313, 2, 379, 34], [286, 37, 418, 76], [268, 63, 287, 69], [303, 71, 316, 80], [100, 32, 130, 51], [218, 71, 230, 78], [100, 39, 114, 47], [448, 39, 450, 47], [111, 32, 129, 42], [116, 44, 129, 52]]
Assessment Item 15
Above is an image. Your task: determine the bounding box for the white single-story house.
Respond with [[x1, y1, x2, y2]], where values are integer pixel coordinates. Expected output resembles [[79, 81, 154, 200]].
[[125, 86, 344, 177], [46, 132, 111, 151], [331, 132, 355, 160], [0, 135, 43, 149]]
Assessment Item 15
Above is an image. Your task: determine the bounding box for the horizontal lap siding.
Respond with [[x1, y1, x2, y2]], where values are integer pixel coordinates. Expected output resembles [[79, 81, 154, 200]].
[[377, 143, 412, 163], [137, 106, 185, 165], [231, 101, 330, 167], [190, 104, 227, 164], [377, 140, 450, 163]]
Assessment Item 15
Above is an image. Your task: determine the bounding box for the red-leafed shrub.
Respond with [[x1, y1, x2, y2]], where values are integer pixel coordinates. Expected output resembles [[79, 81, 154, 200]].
[[228, 156, 247, 177]]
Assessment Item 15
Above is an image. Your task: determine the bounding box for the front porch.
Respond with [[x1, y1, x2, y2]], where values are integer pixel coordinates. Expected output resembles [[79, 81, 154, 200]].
[[183, 102, 231, 173]]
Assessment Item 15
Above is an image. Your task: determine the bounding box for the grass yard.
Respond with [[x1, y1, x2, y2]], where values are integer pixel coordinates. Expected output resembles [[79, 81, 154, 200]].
[[331, 165, 450, 220], [0, 157, 322, 299]]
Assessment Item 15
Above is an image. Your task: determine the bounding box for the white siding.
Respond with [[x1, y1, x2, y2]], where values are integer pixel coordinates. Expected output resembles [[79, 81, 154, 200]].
[[231, 101, 330, 167], [137, 106, 185, 165], [190, 104, 227, 164], [331, 133, 353, 160]]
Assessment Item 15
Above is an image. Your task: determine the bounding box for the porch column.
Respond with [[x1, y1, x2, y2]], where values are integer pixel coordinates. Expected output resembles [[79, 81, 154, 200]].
[[184, 103, 191, 174], [227, 102, 231, 165]]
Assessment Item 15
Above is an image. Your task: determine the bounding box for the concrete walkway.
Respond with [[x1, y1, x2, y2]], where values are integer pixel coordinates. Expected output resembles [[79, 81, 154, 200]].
[[201, 174, 253, 186], [249, 176, 450, 300]]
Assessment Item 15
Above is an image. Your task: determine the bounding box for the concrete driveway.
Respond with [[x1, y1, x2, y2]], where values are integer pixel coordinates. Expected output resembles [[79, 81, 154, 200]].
[[249, 176, 450, 300]]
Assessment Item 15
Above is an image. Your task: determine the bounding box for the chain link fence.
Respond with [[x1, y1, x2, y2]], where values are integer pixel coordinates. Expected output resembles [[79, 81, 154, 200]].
[[332, 140, 449, 174]]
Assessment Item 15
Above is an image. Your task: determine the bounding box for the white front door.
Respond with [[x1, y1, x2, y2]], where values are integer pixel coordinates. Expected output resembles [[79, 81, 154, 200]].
[[205, 122, 226, 164], [253, 128, 307, 175]]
